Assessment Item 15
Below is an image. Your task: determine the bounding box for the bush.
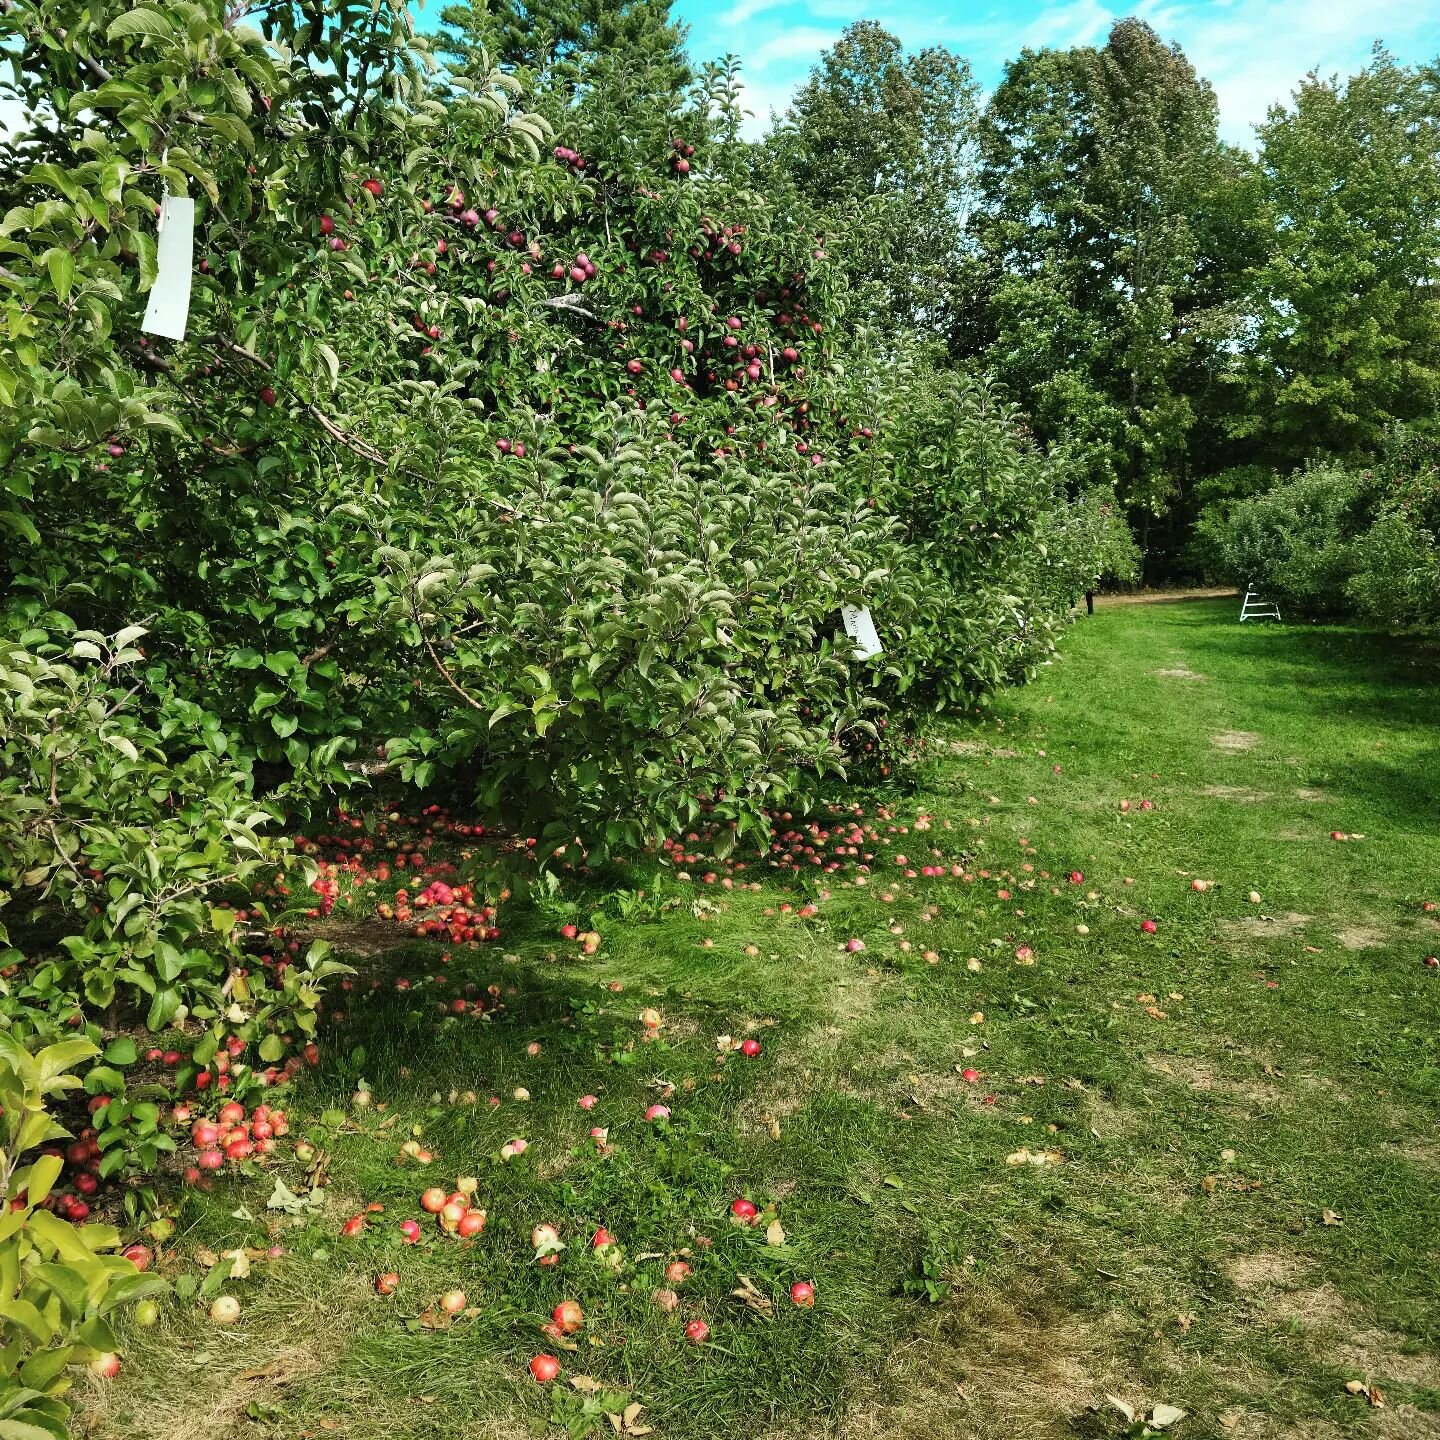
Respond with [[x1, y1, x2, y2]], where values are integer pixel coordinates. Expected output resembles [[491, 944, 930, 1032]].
[[0, 0, 1113, 862], [865, 359, 1138, 710], [0, 1032, 166, 1436], [0, 627, 292, 1025], [1197, 464, 1368, 612], [1199, 428, 1440, 628]]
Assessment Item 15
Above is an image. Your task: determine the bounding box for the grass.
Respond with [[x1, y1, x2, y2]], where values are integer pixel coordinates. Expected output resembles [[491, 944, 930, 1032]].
[[82, 599, 1440, 1440]]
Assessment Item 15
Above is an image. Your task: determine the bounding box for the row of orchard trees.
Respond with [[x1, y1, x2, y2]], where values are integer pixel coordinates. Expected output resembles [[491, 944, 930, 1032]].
[[0, 0, 1120, 859], [0, 0, 1120, 1133], [0, 5, 1109, 1420]]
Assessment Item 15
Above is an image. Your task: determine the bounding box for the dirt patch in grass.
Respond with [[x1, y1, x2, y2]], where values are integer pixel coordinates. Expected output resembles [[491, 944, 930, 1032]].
[[1157, 666, 1207, 680], [1268, 1283, 1350, 1326], [1339, 1331, 1440, 1389], [1377, 1408, 1440, 1440], [1296, 788, 1328, 801], [1212, 730, 1261, 751], [1385, 1139, 1440, 1171], [948, 740, 1019, 759], [298, 917, 403, 957], [837, 1287, 1108, 1440], [1145, 1054, 1284, 1106], [1336, 923, 1389, 950], [1203, 785, 1269, 802], [1096, 586, 1238, 606], [88, 1340, 340, 1440], [1218, 912, 1312, 941], [1083, 1093, 1141, 1140], [1227, 1252, 1308, 1292]]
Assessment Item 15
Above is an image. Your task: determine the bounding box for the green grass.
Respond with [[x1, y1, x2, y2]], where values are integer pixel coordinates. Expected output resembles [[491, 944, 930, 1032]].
[[84, 600, 1440, 1440]]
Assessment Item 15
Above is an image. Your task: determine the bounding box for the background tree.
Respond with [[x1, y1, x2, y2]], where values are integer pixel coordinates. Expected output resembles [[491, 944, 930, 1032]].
[[762, 21, 979, 344], [970, 19, 1262, 568], [440, 0, 694, 165], [1232, 48, 1440, 474]]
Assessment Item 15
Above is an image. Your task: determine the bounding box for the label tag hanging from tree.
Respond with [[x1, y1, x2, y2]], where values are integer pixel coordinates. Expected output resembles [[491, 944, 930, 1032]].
[[141, 194, 195, 341], [840, 604, 883, 659]]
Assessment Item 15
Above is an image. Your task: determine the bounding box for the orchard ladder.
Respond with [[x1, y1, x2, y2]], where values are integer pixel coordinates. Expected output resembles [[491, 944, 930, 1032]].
[[1239, 587, 1281, 622]]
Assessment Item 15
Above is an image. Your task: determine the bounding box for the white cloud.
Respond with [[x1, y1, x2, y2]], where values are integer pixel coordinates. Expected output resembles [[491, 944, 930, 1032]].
[[732, 71, 799, 138], [1152, 0, 1434, 142], [717, 0, 788, 26], [749, 26, 847, 70], [1022, 0, 1115, 50], [692, 0, 1439, 146]]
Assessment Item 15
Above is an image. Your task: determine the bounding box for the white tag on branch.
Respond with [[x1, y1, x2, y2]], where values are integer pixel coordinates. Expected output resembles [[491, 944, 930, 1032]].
[[142, 193, 195, 341], [841, 604, 883, 660]]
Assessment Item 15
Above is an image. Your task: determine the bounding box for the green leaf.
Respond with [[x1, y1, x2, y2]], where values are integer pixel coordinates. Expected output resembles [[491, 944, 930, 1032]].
[[20, 1153, 63, 1207], [45, 248, 75, 303], [103, 1037, 138, 1066], [106, 8, 174, 41]]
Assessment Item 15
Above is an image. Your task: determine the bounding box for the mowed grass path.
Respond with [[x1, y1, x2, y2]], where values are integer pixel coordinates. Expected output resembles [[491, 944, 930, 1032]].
[[85, 601, 1440, 1440]]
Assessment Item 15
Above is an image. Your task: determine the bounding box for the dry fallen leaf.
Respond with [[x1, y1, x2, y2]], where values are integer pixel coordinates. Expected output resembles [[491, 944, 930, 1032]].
[[1321, 1208, 1342, 1226], [570, 1375, 604, 1394], [221, 1248, 252, 1280], [764, 1219, 786, 1247], [731, 1273, 774, 1315], [607, 1402, 653, 1437], [1151, 1402, 1187, 1428], [1005, 1147, 1064, 1167]]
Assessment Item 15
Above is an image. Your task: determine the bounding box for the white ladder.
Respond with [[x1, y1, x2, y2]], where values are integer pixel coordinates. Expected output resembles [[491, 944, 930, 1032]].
[[1240, 587, 1281, 622]]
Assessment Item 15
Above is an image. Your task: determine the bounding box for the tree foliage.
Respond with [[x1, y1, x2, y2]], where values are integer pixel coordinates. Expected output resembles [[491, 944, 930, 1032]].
[[0, 0, 1105, 1082], [1232, 48, 1440, 473], [762, 21, 978, 342], [970, 19, 1263, 520]]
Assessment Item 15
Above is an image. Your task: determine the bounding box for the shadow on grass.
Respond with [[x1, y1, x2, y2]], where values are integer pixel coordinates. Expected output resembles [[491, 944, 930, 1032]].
[[1130, 607, 1440, 831]]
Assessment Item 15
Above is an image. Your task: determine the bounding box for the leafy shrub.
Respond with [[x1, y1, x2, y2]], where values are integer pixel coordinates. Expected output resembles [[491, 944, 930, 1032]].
[[1345, 474, 1440, 629], [378, 401, 899, 856], [0, 1032, 166, 1436], [1197, 464, 1368, 612], [0, 627, 292, 1027], [865, 360, 1137, 710], [1199, 429, 1440, 628]]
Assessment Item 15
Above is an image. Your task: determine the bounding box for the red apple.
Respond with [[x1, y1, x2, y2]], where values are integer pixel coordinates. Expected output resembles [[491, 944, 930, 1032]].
[[529, 1353, 560, 1383]]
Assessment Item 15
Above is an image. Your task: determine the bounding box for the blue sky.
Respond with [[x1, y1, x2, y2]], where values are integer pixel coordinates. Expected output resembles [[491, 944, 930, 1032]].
[[671, 0, 1440, 143]]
